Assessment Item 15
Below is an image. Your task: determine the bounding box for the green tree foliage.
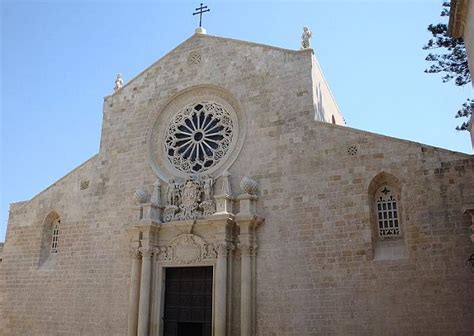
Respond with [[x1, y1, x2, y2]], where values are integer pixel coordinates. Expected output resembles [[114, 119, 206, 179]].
[[423, 1, 472, 130]]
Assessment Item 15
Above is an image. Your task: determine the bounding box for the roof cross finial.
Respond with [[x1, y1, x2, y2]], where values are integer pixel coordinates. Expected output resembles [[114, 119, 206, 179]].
[[193, 3, 210, 28]]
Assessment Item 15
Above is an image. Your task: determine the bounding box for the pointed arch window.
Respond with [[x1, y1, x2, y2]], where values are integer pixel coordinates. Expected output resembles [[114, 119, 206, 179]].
[[375, 186, 400, 238]]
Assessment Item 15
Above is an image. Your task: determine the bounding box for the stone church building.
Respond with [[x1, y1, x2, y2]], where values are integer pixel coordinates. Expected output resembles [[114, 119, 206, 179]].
[[1, 28, 474, 336]]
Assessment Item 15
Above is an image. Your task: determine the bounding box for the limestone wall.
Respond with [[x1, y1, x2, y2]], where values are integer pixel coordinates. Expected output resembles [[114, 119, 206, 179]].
[[0, 154, 135, 335], [251, 121, 474, 335]]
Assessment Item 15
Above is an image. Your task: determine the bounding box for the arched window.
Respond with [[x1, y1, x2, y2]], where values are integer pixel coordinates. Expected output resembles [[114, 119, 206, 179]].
[[50, 217, 60, 253], [375, 186, 400, 238], [39, 211, 61, 267], [368, 172, 407, 260]]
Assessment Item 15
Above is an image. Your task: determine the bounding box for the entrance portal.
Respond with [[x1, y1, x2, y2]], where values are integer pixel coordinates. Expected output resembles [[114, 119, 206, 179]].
[[163, 266, 213, 336]]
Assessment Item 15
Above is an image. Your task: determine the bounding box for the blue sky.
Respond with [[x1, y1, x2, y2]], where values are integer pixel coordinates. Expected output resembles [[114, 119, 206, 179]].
[[1, 0, 472, 241]]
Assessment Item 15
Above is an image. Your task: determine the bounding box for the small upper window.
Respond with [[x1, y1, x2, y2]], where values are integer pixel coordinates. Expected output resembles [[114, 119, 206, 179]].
[[50, 218, 60, 253], [375, 186, 400, 238]]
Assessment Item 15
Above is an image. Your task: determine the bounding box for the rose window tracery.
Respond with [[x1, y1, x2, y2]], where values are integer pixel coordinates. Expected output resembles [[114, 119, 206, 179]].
[[164, 101, 234, 174]]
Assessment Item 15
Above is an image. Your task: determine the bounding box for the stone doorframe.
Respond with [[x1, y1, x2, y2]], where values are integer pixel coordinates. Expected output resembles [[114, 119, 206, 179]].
[[126, 194, 263, 336]]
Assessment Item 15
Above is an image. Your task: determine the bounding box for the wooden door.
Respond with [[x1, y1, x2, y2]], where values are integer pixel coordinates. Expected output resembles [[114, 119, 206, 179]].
[[163, 266, 213, 336]]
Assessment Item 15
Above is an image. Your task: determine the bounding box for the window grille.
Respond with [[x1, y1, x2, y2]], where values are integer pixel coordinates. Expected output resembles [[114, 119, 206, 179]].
[[188, 51, 202, 65], [347, 145, 358, 156], [50, 219, 60, 253], [375, 186, 400, 238]]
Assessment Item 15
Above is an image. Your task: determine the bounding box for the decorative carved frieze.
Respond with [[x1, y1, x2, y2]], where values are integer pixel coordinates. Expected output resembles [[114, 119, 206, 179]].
[[155, 246, 172, 262], [203, 243, 218, 259], [154, 234, 218, 264]]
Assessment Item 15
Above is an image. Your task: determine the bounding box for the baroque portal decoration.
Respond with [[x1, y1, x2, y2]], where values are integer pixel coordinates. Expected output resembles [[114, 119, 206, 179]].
[[163, 175, 216, 222], [154, 234, 218, 264], [164, 101, 234, 175]]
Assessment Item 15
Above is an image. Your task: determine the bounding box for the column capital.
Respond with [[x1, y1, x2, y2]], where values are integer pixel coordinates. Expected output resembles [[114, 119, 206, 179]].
[[130, 248, 141, 259], [217, 241, 234, 257], [238, 243, 257, 257], [139, 247, 153, 258], [235, 215, 264, 231]]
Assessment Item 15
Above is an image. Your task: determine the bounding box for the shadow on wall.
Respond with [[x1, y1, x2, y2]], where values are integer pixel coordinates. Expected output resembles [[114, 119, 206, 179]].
[[314, 83, 325, 122]]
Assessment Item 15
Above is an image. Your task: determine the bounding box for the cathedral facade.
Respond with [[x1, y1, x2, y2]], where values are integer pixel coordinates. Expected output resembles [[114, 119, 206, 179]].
[[1, 30, 474, 335]]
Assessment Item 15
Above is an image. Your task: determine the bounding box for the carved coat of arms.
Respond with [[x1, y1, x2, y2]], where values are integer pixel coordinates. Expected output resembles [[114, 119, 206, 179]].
[[163, 176, 216, 222]]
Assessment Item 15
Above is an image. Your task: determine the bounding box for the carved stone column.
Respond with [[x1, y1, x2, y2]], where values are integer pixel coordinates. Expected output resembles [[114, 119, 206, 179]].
[[152, 264, 164, 336], [128, 248, 141, 336], [215, 242, 230, 336], [236, 178, 263, 336], [137, 248, 152, 336], [239, 243, 253, 336]]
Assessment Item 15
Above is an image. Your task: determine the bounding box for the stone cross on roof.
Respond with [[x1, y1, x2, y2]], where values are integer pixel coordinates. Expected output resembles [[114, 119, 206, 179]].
[[193, 3, 210, 28]]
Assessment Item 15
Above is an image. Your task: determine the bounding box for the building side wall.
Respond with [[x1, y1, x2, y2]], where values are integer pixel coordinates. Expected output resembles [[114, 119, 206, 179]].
[[1, 156, 132, 335], [252, 121, 474, 335]]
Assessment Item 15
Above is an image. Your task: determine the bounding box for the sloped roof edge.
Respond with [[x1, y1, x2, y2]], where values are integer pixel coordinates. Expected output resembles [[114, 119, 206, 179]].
[[105, 32, 309, 99], [316, 120, 472, 158]]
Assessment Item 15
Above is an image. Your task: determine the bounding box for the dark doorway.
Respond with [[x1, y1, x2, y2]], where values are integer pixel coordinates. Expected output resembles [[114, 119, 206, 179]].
[[163, 266, 213, 336]]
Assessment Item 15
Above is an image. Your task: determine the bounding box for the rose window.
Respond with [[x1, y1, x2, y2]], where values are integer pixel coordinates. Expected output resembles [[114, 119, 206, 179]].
[[164, 102, 234, 174]]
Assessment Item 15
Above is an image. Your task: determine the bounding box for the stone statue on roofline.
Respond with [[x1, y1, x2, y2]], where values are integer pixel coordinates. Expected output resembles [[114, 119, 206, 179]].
[[301, 26, 312, 49], [114, 73, 124, 91]]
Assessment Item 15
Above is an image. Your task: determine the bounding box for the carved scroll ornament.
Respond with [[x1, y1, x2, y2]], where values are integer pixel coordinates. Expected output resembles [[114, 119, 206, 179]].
[[154, 234, 218, 264]]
